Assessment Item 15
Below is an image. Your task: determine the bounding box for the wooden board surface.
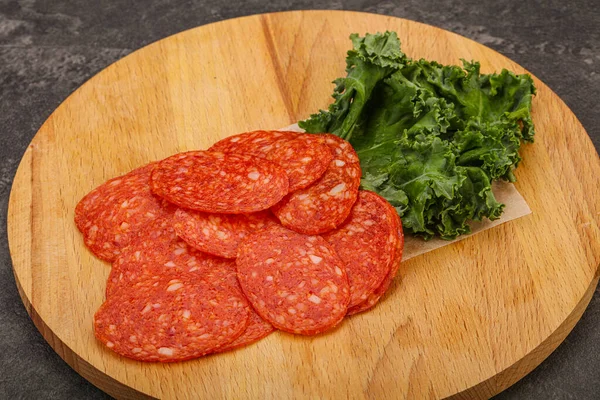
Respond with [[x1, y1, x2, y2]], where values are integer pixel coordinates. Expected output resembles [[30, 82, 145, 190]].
[[7, 10, 600, 400]]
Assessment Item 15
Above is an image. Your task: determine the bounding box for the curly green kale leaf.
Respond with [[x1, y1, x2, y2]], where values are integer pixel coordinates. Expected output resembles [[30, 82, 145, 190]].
[[300, 32, 535, 239]]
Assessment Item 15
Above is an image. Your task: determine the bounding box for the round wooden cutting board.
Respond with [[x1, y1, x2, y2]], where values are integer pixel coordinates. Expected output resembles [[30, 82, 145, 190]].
[[7, 10, 600, 400]]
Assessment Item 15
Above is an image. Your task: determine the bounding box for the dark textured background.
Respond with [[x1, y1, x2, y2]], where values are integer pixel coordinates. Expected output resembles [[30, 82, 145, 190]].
[[1, 0, 598, 398]]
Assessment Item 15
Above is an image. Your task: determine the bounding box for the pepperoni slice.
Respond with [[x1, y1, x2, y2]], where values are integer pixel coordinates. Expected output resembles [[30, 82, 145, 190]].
[[265, 135, 333, 191], [111, 219, 274, 351], [215, 259, 275, 352], [217, 307, 274, 352], [347, 223, 404, 316], [211, 131, 332, 192], [323, 191, 399, 307], [106, 215, 235, 298], [271, 134, 361, 235], [173, 209, 278, 259], [94, 271, 249, 362], [236, 225, 350, 335], [209, 130, 299, 157], [74, 163, 169, 261], [151, 151, 289, 214]]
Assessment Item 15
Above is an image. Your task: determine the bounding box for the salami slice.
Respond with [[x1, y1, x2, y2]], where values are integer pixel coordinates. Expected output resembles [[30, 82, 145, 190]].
[[236, 224, 350, 335], [265, 134, 333, 191], [347, 223, 404, 316], [209, 130, 299, 157], [151, 151, 289, 214], [217, 307, 274, 352], [74, 163, 169, 261], [106, 215, 235, 298], [271, 134, 361, 235], [215, 258, 275, 352], [211, 131, 332, 192], [94, 271, 249, 362], [323, 191, 399, 307], [173, 209, 278, 259]]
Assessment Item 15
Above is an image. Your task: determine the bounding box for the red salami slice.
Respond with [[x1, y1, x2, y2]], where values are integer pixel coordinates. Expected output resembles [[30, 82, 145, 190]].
[[217, 307, 274, 352], [151, 151, 289, 214], [347, 223, 404, 316], [209, 130, 299, 157], [173, 209, 278, 259], [323, 191, 399, 307], [265, 134, 333, 191], [236, 224, 350, 335], [212, 131, 332, 192], [271, 134, 361, 235], [94, 271, 249, 362], [74, 163, 169, 261], [215, 258, 275, 352], [106, 215, 235, 298]]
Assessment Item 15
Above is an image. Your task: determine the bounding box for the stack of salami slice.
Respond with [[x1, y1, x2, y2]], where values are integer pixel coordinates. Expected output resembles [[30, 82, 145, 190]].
[[76, 130, 404, 362]]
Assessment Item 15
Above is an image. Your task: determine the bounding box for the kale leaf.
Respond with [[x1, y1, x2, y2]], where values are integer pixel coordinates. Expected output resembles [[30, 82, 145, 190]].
[[299, 32, 535, 239]]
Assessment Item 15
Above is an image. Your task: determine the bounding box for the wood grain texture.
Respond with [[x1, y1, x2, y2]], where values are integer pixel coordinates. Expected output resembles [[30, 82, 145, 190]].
[[7, 10, 600, 400]]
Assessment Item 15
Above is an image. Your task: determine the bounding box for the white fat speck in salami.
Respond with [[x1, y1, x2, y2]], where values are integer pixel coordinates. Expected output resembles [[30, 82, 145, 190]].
[[173, 209, 278, 259], [150, 151, 289, 214], [271, 134, 361, 235], [323, 190, 400, 308], [236, 224, 350, 335]]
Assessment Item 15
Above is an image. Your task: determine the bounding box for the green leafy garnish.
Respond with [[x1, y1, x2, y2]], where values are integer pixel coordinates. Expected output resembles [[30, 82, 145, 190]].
[[299, 31, 535, 240]]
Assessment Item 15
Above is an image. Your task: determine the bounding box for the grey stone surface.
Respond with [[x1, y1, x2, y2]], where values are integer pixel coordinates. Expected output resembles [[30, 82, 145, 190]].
[[0, 0, 598, 398]]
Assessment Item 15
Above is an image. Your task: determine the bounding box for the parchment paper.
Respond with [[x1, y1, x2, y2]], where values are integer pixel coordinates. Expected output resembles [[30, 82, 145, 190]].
[[279, 123, 532, 260]]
